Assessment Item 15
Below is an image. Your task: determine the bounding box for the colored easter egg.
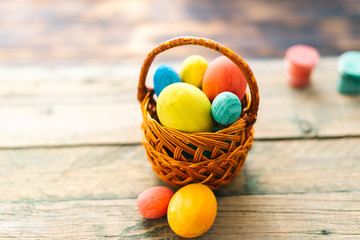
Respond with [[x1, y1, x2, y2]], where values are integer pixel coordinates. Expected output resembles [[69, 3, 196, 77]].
[[137, 186, 174, 219], [337, 51, 360, 95], [157, 82, 213, 133], [202, 56, 247, 102], [153, 65, 181, 97], [211, 92, 242, 125], [179, 55, 208, 88], [167, 183, 217, 238]]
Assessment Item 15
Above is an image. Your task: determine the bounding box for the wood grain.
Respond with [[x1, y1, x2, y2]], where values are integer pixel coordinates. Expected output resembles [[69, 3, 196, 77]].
[[1, 192, 359, 239], [1, 2, 359, 238], [253, 57, 360, 139], [0, 138, 359, 202], [0, 64, 143, 146], [1, 58, 359, 148]]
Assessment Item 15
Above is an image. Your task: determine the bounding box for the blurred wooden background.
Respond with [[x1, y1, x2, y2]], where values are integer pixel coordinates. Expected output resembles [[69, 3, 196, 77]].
[[0, 0, 359, 64]]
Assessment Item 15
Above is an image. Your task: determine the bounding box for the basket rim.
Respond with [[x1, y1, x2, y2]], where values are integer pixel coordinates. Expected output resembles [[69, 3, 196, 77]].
[[137, 36, 259, 120]]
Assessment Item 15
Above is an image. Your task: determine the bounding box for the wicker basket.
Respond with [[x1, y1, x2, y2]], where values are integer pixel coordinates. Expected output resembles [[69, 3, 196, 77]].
[[137, 37, 259, 190]]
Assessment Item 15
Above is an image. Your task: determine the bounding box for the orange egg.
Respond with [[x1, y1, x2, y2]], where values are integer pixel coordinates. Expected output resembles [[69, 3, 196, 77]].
[[202, 56, 247, 102], [137, 186, 174, 219], [167, 183, 217, 238]]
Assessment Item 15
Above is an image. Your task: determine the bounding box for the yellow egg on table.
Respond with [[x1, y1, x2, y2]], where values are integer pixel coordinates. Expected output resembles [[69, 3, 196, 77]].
[[179, 55, 208, 88], [157, 82, 213, 133], [167, 183, 217, 238]]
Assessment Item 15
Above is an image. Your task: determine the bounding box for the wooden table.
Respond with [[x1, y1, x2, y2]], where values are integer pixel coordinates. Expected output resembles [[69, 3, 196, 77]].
[[1, 56, 360, 239], [1, 0, 360, 238]]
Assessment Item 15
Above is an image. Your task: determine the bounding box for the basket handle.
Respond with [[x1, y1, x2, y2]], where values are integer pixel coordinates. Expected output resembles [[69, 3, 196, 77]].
[[137, 36, 259, 118]]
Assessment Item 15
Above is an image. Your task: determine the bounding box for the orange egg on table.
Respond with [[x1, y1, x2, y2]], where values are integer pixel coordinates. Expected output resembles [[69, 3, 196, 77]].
[[167, 183, 217, 238], [202, 56, 247, 102]]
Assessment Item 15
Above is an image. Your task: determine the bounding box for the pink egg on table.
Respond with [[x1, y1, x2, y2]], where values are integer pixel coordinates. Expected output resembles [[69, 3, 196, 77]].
[[202, 56, 247, 102], [137, 186, 174, 219]]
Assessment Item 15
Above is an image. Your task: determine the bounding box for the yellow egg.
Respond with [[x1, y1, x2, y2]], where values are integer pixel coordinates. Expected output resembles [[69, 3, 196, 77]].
[[180, 55, 208, 88], [167, 184, 217, 238], [157, 82, 213, 133]]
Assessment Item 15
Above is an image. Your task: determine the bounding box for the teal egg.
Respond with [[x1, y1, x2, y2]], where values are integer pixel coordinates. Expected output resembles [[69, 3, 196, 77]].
[[211, 92, 242, 125], [153, 65, 181, 97]]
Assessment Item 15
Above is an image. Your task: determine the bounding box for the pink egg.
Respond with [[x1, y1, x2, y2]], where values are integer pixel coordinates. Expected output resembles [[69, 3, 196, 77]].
[[202, 56, 247, 102], [137, 186, 174, 219]]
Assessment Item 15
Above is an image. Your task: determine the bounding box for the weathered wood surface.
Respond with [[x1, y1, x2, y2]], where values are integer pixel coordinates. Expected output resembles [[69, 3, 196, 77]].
[[1, 1, 360, 239], [0, 64, 142, 147], [1, 192, 359, 239], [1, 55, 360, 238], [1, 138, 359, 202], [0, 0, 359, 64], [1, 58, 360, 148]]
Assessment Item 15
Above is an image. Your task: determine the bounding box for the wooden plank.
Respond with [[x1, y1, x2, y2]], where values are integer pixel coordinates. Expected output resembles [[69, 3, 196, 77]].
[[0, 138, 359, 202], [1, 192, 359, 239], [218, 137, 360, 196], [0, 145, 160, 203], [0, 64, 144, 146], [0, 100, 143, 146], [1, 58, 360, 147]]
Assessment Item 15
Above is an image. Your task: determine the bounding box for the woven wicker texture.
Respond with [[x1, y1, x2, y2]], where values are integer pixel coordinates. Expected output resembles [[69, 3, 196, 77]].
[[138, 37, 259, 189]]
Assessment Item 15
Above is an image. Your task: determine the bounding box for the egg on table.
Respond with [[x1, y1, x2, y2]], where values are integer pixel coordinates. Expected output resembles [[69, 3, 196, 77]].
[[137, 186, 174, 219], [167, 183, 217, 238]]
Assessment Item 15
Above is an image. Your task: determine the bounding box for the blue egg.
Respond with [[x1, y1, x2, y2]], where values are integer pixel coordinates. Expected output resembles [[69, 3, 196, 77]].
[[153, 65, 181, 96], [211, 92, 242, 125]]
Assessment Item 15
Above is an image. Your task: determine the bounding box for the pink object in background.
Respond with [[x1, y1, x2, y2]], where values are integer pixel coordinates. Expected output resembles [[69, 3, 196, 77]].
[[285, 45, 320, 88]]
